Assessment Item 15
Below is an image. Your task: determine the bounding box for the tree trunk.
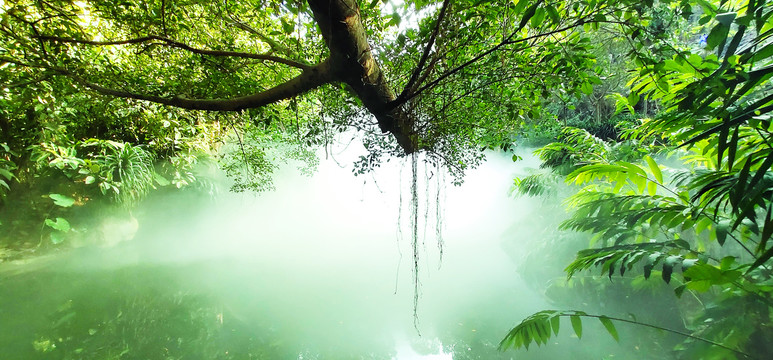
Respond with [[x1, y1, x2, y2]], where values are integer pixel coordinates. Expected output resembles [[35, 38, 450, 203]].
[[308, 0, 418, 154]]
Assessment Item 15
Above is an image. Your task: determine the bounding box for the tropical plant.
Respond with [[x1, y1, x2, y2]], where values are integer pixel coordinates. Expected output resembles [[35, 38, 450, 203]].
[[32, 139, 156, 205], [505, 0, 773, 356]]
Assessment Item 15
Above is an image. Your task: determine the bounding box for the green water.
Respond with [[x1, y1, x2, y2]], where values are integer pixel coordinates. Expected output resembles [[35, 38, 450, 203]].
[[0, 153, 668, 359]]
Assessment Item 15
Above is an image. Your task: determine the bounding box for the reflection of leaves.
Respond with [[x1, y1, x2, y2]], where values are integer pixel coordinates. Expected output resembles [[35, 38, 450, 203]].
[[52, 311, 76, 328], [48, 193, 75, 207], [35, 290, 284, 359], [49, 232, 65, 244]]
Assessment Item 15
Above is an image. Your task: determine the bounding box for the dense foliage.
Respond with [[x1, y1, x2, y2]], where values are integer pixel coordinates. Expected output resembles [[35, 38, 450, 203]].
[[506, 0, 773, 357]]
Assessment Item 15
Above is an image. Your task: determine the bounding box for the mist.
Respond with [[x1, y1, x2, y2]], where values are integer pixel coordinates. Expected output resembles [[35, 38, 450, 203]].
[[0, 142, 671, 359]]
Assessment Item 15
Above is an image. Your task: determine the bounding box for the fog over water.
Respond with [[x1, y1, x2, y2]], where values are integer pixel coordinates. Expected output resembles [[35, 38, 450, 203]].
[[0, 143, 663, 359], [130, 149, 546, 357]]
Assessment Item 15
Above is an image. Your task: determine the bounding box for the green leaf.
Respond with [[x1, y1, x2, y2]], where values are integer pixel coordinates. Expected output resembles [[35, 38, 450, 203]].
[[706, 23, 730, 51], [715, 12, 736, 26], [48, 193, 75, 207], [512, 0, 528, 14], [662, 255, 680, 284], [499, 310, 560, 351], [45, 217, 71, 232], [716, 221, 728, 246], [570, 315, 582, 339], [546, 5, 560, 24], [599, 316, 619, 342], [752, 43, 773, 63], [627, 92, 640, 107], [0, 168, 13, 180], [530, 8, 546, 28], [674, 284, 687, 298], [387, 13, 401, 27], [644, 156, 662, 184], [84, 176, 96, 185], [518, 2, 540, 29], [719, 256, 736, 270], [643, 252, 662, 279], [580, 82, 593, 95], [749, 246, 773, 272], [550, 314, 560, 336], [281, 19, 294, 34]]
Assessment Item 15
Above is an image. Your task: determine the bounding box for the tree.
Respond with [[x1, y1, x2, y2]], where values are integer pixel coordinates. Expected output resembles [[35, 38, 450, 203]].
[[1, 0, 649, 169]]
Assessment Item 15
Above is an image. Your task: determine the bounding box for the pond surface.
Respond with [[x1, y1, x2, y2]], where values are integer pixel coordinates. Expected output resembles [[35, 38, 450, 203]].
[[0, 150, 644, 359]]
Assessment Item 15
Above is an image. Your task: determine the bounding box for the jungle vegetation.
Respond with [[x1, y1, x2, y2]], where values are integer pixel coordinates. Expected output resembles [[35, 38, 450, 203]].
[[1, 0, 773, 358]]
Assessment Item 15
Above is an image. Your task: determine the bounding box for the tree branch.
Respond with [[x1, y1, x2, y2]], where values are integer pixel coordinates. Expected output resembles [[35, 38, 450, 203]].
[[562, 313, 753, 359], [36, 35, 311, 70], [160, 0, 168, 36], [388, 16, 594, 109], [226, 16, 308, 64], [397, 0, 451, 101], [58, 59, 334, 111], [1, 74, 53, 89]]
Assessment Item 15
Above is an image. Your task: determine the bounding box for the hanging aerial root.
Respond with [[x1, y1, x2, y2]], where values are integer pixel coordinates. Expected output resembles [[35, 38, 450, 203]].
[[411, 151, 420, 334]]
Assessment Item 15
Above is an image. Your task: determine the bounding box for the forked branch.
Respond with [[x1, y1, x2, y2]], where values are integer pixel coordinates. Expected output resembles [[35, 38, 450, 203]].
[[57, 59, 335, 111]]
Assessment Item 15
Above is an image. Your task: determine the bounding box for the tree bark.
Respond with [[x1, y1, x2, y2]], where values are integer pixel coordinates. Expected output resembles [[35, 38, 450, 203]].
[[69, 60, 334, 111], [308, 0, 418, 153]]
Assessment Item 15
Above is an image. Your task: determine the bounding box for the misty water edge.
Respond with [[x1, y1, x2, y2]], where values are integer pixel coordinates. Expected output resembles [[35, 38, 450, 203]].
[[0, 146, 669, 359]]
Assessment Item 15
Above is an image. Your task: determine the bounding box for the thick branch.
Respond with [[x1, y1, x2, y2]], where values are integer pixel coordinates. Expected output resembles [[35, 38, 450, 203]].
[[37, 35, 311, 70], [63, 60, 334, 111]]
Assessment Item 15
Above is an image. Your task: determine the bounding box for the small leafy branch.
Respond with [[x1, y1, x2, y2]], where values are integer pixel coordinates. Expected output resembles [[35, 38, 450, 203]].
[[565, 241, 699, 284], [499, 310, 754, 358], [42, 193, 75, 245]]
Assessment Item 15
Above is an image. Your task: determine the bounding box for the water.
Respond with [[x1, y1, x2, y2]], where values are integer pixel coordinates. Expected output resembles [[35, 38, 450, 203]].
[[0, 146, 658, 359]]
